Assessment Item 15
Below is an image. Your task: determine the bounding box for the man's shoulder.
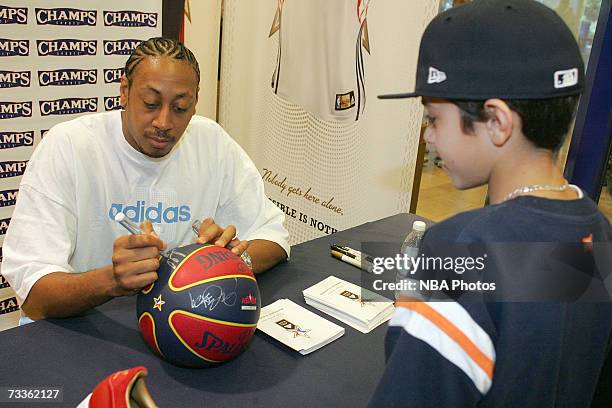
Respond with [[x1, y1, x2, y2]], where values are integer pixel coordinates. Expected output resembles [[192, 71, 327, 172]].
[[27, 112, 121, 173], [186, 115, 224, 135], [46, 111, 117, 141], [184, 115, 245, 155]]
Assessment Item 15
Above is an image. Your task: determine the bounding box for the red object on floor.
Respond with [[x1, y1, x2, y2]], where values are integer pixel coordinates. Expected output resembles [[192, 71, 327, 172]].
[[89, 366, 158, 408]]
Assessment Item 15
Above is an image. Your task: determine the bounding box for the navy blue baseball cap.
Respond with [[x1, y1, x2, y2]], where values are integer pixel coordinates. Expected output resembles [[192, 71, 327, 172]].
[[379, 0, 584, 100]]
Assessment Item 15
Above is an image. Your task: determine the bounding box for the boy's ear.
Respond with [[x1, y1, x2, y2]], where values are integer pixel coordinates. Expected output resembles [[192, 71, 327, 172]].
[[483, 99, 514, 147]]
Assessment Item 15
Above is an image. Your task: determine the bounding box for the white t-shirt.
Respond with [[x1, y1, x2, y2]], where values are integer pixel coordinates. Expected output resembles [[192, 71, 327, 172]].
[[270, 0, 372, 122], [1, 111, 290, 302]]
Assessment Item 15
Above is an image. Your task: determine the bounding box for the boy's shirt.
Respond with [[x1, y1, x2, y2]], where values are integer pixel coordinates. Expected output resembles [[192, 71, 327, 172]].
[[370, 194, 612, 407]]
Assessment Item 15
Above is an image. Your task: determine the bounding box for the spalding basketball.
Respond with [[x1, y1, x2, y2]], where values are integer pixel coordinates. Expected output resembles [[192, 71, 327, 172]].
[[136, 243, 260, 368]]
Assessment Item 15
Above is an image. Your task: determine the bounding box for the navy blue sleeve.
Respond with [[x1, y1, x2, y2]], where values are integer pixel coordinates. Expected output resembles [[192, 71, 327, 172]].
[[369, 326, 482, 407]]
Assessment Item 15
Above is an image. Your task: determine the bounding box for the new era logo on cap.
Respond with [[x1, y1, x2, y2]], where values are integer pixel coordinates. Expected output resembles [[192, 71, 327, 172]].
[[427, 67, 447, 84], [554, 68, 578, 89]]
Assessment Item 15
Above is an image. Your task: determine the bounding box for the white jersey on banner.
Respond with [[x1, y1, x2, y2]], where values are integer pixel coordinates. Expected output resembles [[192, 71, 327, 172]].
[[269, 0, 372, 122]]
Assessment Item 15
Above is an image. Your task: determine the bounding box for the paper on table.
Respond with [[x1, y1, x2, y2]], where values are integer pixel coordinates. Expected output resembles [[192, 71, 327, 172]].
[[257, 299, 345, 355], [303, 276, 395, 333], [304, 297, 394, 333]]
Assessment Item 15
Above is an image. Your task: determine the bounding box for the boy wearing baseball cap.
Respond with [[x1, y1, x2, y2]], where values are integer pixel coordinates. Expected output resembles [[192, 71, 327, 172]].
[[370, 1, 611, 406]]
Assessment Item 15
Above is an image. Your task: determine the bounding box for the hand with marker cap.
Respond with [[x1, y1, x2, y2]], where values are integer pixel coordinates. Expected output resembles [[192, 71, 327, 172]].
[[110, 214, 166, 297]]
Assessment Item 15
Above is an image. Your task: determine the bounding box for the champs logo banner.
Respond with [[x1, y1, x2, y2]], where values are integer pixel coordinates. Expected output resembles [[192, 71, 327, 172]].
[[0, 70, 30, 88], [0, 161, 27, 179], [103, 39, 141, 56], [0, 297, 19, 315], [0, 217, 10, 234], [37, 39, 97, 57], [0, 131, 33, 149], [0, 189, 19, 207], [39, 97, 97, 116], [0, 273, 9, 289], [38, 69, 97, 87], [0, 5, 27, 24], [0, 102, 32, 119], [36, 7, 97, 26], [103, 10, 157, 27], [104, 96, 121, 111], [104, 68, 124, 84], [0, 38, 28, 56]]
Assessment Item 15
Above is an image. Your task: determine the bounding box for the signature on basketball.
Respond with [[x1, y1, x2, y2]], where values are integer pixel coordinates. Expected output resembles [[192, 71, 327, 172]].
[[189, 282, 237, 311], [165, 248, 187, 270]]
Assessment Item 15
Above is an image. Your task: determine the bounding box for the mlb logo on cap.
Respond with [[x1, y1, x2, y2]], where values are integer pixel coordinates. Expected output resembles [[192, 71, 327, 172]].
[[554, 68, 579, 89]]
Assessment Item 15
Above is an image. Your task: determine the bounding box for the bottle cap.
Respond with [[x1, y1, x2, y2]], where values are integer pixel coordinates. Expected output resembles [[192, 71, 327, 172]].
[[412, 220, 426, 232]]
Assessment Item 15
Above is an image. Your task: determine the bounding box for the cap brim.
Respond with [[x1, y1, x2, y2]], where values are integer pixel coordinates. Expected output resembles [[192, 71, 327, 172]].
[[377, 92, 420, 99]]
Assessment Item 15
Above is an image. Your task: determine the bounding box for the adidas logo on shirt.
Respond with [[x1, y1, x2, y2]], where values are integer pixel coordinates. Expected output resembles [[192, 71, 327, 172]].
[[108, 201, 191, 224]]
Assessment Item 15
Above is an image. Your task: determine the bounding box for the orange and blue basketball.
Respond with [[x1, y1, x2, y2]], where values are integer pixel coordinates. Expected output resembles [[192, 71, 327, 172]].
[[136, 243, 260, 368]]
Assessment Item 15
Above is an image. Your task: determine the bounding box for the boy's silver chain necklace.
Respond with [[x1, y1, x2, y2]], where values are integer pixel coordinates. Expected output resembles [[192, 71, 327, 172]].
[[504, 183, 569, 202]]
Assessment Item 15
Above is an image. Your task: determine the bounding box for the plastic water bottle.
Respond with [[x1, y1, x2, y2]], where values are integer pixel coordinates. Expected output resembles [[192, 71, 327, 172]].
[[396, 220, 426, 300]]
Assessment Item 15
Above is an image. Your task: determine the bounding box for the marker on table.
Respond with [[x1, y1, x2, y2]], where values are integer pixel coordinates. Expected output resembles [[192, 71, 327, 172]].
[[331, 244, 375, 264], [331, 244, 360, 257], [114, 212, 169, 257], [331, 250, 374, 273]]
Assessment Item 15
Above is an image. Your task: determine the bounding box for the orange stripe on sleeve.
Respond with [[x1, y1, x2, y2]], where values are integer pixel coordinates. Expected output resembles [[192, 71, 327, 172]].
[[396, 300, 494, 380]]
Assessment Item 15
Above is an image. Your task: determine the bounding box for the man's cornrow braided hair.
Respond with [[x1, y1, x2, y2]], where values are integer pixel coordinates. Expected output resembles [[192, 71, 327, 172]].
[[124, 37, 200, 86]]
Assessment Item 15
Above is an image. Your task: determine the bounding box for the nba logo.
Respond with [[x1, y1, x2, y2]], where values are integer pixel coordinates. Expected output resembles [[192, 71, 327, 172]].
[[335, 91, 355, 111]]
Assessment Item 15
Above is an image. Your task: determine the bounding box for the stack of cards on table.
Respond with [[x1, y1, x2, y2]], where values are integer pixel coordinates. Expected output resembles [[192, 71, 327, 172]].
[[258, 299, 344, 355], [303, 276, 395, 333]]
